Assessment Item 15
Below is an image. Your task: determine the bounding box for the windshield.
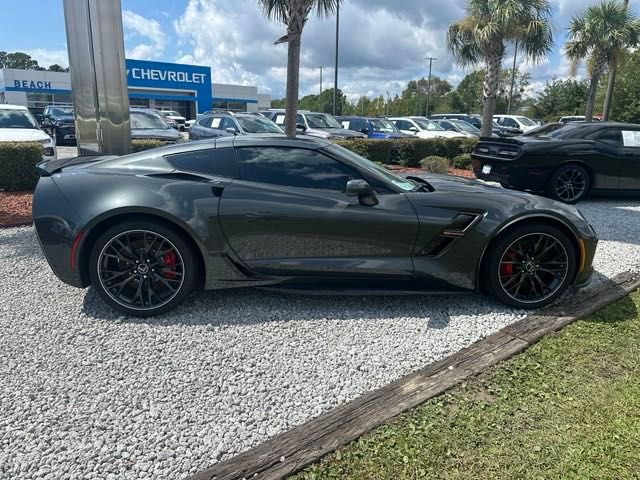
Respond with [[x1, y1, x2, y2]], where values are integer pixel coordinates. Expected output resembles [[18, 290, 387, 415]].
[[163, 111, 181, 116], [305, 113, 342, 129], [523, 123, 565, 137], [50, 107, 74, 116], [516, 116, 536, 127], [0, 109, 39, 129], [369, 118, 398, 133], [450, 120, 479, 133], [414, 119, 445, 131], [130, 111, 170, 130], [236, 115, 284, 133], [324, 143, 417, 192]]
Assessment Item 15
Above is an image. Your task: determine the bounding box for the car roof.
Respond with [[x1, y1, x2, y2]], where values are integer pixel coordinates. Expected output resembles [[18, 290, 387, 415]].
[[0, 104, 29, 111]]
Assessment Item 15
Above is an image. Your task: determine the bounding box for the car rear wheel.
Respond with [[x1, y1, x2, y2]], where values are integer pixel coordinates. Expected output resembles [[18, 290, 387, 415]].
[[547, 164, 590, 204], [89, 220, 198, 317], [485, 223, 578, 309]]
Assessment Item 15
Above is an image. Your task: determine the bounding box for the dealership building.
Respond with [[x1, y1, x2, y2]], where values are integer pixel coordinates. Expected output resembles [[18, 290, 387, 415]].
[[0, 59, 271, 119]]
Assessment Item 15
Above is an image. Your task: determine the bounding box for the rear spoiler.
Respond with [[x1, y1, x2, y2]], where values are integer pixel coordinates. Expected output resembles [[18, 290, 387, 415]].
[[36, 155, 117, 177], [478, 136, 523, 145]]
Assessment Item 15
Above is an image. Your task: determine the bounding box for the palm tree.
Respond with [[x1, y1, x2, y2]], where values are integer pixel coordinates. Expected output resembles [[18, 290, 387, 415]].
[[566, 0, 639, 122], [258, 0, 340, 138], [447, 0, 553, 137], [602, 0, 638, 120]]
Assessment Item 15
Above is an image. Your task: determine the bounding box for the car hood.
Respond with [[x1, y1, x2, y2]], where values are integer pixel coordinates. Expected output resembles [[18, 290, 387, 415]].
[[131, 128, 181, 140], [320, 128, 365, 138], [0, 128, 51, 142], [52, 115, 75, 122]]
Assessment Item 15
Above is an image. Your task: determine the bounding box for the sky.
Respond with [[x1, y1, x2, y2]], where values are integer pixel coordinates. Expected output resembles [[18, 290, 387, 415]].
[[1, 0, 639, 101]]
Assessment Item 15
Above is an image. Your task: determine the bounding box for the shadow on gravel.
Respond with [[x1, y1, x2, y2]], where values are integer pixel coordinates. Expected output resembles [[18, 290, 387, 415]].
[[81, 285, 504, 329]]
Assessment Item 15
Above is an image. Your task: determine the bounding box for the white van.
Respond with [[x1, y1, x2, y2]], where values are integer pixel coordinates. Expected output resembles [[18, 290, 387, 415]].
[[493, 115, 538, 133]]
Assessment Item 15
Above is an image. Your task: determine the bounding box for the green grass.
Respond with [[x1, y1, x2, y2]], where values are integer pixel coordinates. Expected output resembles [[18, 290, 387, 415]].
[[293, 291, 640, 480]]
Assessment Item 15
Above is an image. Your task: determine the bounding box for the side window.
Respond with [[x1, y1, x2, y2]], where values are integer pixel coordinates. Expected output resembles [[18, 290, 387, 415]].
[[235, 147, 362, 191], [210, 117, 223, 129], [296, 114, 305, 126], [165, 148, 238, 178], [597, 129, 623, 147], [221, 117, 237, 131], [621, 130, 640, 148], [198, 117, 212, 128], [502, 118, 518, 128]]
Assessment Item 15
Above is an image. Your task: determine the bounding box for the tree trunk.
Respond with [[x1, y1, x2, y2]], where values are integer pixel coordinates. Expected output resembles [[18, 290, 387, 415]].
[[602, 63, 617, 121], [481, 56, 500, 137], [585, 68, 602, 122], [284, 29, 302, 138]]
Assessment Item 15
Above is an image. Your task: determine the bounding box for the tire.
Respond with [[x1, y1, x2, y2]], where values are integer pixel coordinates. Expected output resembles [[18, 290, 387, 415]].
[[88, 220, 199, 317], [546, 164, 590, 204], [485, 223, 578, 309]]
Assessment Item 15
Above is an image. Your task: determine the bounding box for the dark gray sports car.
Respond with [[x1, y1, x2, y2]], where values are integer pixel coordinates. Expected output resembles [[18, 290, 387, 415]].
[[33, 135, 598, 317]]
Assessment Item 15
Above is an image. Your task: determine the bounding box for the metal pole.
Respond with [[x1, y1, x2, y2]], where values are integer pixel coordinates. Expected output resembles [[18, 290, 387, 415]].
[[333, 3, 339, 116], [508, 40, 518, 115], [425, 57, 436, 117]]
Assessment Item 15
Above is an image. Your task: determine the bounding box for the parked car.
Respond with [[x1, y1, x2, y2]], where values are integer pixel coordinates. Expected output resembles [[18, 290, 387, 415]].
[[471, 121, 640, 203], [336, 116, 412, 139], [130, 109, 182, 142], [388, 116, 467, 139], [431, 119, 481, 138], [267, 110, 365, 139], [189, 112, 283, 140], [429, 114, 482, 130], [558, 115, 601, 124], [41, 105, 76, 146], [159, 110, 187, 131], [522, 122, 566, 137], [33, 135, 597, 316], [1, 104, 56, 160], [493, 115, 538, 133]]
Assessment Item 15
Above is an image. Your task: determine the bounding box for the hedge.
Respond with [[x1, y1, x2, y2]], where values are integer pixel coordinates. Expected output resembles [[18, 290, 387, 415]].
[[132, 139, 174, 152], [452, 153, 473, 170], [335, 137, 477, 168], [0, 141, 43, 191]]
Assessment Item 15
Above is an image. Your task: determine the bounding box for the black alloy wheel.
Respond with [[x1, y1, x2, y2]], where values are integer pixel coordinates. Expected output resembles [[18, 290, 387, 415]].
[[486, 223, 577, 309], [548, 164, 590, 204], [89, 220, 198, 316]]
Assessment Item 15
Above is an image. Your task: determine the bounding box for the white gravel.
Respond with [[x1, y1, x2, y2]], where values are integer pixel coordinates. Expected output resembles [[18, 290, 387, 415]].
[[1, 198, 639, 479]]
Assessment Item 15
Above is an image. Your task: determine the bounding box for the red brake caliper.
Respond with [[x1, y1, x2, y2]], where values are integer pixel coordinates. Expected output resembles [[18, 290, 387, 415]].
[[162, 250, 177, 279], [500, 251, 514, 277]]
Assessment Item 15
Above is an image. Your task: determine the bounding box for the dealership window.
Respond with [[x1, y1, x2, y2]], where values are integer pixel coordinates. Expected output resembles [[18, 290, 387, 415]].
[[212, 100, 247, 112], [235, 147, 361, 191], [129, 97, 150, 108], [26, 92, 73, 114]]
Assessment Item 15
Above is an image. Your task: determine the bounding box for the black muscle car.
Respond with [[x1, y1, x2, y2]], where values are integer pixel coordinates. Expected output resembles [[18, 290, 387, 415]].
[[33, 135, 597, 317], [472, 122, 640, 203]]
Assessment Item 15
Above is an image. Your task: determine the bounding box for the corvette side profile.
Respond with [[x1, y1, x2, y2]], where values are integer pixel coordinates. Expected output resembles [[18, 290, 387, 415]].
[[34, 135, 598, 317]]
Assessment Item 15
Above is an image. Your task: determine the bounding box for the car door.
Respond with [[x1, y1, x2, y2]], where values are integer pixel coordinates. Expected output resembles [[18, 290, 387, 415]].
[[218, 146, 419, 278], [587, 127, 626, 190], [619, 128, 640, 190]]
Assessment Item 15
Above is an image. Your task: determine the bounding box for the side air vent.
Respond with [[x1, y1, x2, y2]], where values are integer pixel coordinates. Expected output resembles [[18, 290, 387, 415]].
[[418, 212, 484, 257]]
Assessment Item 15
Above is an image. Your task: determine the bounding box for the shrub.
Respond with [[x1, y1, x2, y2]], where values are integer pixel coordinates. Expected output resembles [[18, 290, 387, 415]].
[[420, 156, 450, 174], [132, 139, 173, 152], [0, 141, 43, 191], [334, 139, 395, 164], [452, 153, 473, 170]]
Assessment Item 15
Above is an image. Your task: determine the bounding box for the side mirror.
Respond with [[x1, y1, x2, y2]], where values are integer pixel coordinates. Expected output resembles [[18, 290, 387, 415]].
[[296, 123, 307, 132], [225, 127, 238, 135], [346, 179, 378, 206], [409, 126, 419, 133]]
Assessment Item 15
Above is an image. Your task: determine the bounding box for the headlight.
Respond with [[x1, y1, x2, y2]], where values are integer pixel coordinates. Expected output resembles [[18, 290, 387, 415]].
[[37, 139, 52, 146], [43, 147, 55, 156]]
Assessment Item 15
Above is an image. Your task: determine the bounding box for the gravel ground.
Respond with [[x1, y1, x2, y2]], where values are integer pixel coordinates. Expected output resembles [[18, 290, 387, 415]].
[[1, 199, 639, 479]]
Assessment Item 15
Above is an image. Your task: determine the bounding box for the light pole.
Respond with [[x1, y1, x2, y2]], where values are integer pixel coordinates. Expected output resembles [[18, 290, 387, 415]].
[[333, 3, 339, 116], [385, 90, 390, 116], [507, 40, 518, 115], [425, 56, 437, 117]]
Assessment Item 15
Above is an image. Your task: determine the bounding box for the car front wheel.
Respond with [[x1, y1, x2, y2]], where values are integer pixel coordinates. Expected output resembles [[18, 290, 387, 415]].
[[89, 220, 198, 317], [485, 223, 578, 309]]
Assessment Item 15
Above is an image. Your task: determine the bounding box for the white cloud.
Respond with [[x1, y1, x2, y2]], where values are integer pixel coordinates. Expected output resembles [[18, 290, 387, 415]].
[[24, 48, 68, 68], [122, 10, 166, 60]]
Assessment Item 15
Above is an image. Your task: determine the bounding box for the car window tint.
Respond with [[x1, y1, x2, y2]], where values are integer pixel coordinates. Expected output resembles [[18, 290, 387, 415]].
[[220, 117, 235, 131], [235, 147, 361, 191], [211, 117, 223, 129], [165, 148, 238, 178], [597, 128, 622, 147], [503, 118, 518, 127], [198, 117, 212, 128]]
